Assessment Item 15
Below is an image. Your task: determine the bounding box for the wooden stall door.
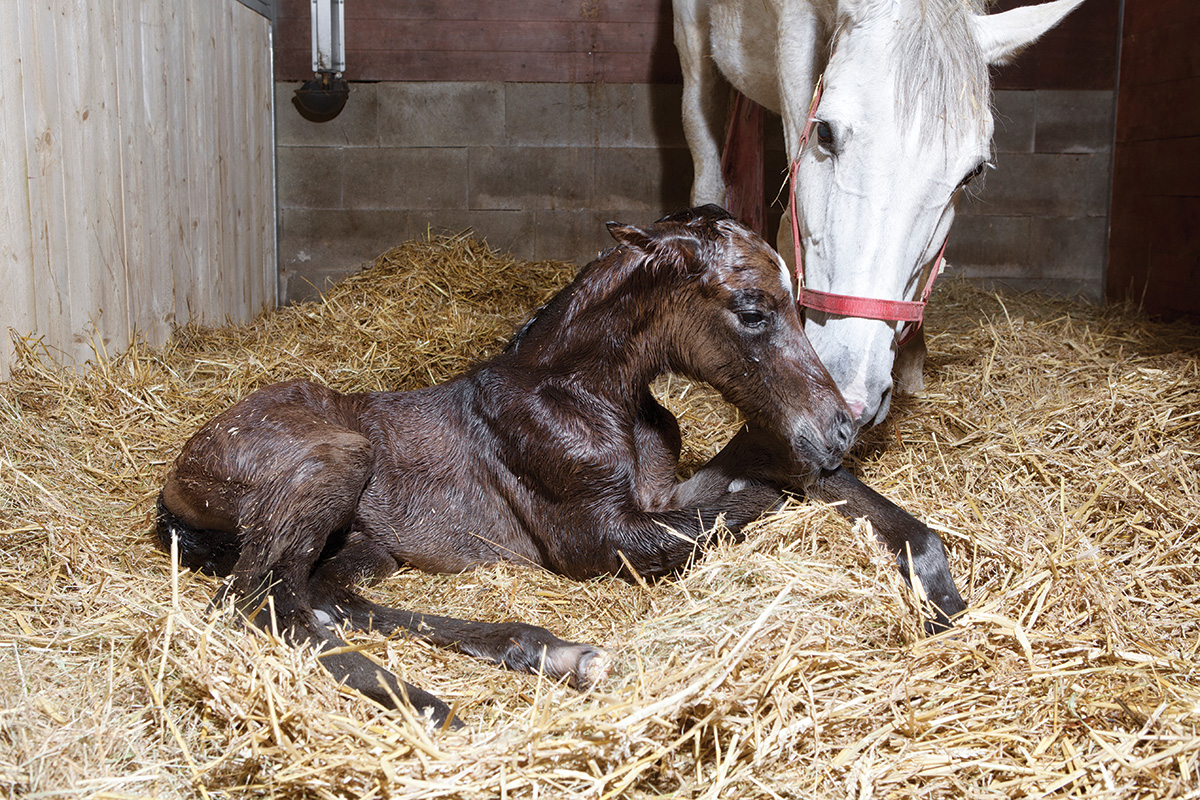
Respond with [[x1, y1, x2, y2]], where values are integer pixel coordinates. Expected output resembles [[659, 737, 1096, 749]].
[[1107, 1, 1200, 318]]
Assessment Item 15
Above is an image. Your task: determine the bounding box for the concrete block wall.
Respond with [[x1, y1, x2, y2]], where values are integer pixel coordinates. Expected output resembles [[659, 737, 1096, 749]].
[[948, 90, 1115, 302], [276, 81, 692, 303], [277, 82, 1113, 304]]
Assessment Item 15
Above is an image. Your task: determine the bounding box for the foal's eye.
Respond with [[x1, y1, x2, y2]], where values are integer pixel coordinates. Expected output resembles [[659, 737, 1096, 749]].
[[737, 310, 767, 328]]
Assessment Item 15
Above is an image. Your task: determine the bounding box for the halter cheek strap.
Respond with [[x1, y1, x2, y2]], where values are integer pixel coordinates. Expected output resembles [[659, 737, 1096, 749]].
[[788, 75, 947, 346]]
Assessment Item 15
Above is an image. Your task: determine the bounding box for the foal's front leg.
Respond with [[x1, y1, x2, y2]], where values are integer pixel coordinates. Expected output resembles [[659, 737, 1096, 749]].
[[681, 425, 966, 631], [592, 484, 785, 580], [808, 467, 965, 631]]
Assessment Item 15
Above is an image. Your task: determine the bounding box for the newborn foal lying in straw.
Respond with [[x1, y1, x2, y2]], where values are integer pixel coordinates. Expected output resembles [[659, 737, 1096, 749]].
[[155, 206, 965, 726]]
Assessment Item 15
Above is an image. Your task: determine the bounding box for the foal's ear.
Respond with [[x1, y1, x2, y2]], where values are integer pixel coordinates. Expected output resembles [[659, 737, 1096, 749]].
[[606, 221, 654, 251], [607, 221, 702, 274]]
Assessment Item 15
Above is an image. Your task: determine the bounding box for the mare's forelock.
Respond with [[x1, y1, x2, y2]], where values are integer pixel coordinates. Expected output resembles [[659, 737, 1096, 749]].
[[837, 0, 990, 139]]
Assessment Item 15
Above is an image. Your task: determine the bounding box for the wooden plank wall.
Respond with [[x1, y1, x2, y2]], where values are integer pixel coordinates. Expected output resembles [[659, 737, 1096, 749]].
[[0, 0, 277, 379], [275, 0, 679, 83], [989, 0, 1119, 91], [1107, 0, 1200, 317], [274, 0, 1114, 87]]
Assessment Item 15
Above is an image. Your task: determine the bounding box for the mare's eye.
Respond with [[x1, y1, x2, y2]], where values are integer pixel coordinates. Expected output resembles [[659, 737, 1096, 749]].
[[961, 162, 988, 188], [737, 310, 767, 329], [815, 121, 834, 149]]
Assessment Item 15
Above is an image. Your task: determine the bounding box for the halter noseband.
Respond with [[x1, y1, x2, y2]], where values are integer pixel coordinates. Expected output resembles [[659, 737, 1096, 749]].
[[788, 75, 947, 346]]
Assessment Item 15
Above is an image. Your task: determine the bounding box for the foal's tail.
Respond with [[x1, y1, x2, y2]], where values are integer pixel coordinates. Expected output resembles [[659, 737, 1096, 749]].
[[154, 494, 241, 577]]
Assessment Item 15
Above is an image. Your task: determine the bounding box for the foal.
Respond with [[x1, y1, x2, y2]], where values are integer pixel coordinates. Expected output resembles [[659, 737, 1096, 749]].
[[157, 206, 962, 726]]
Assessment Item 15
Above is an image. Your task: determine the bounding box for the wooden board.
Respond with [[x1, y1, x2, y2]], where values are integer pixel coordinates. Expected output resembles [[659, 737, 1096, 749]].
[[276, 0, 681, 83], [275, 0, 1117, 89], [0, 0, 276, 379], [1106, 0, 1200, 317]]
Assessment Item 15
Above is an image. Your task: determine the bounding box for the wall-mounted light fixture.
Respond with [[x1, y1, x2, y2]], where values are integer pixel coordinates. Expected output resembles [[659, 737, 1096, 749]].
[[293, 0, 349, 122]]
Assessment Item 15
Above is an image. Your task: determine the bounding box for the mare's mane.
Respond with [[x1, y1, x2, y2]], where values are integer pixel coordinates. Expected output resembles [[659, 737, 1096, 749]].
[[837, 0, 990, 136]]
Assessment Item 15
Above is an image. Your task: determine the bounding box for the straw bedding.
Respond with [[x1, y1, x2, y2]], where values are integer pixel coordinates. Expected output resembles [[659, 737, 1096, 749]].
[[1, 233, 1197, 799]]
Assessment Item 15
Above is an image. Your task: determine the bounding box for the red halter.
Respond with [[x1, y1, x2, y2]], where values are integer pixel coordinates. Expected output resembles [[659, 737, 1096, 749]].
[[788, 75, 946, 345]]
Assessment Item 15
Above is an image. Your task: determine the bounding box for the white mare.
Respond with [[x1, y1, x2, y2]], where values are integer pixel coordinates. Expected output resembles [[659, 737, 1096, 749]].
[[674, 0, 1087, 427]]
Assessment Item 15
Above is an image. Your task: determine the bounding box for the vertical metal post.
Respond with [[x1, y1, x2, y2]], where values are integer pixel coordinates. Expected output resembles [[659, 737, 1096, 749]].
[[311, 0, 345, 75]]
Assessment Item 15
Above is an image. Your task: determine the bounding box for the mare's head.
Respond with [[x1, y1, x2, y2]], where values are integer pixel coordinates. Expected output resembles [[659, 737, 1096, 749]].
[[793, 0, 1085, 427], [607, 205, 854, 475]]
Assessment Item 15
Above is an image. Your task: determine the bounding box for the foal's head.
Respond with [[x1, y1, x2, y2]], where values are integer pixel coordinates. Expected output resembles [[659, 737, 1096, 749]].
[[608, 205, 854, 475]]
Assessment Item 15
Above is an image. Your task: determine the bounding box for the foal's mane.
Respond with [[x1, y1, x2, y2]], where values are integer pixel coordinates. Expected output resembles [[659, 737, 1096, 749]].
[[504, 208, 736, 358]]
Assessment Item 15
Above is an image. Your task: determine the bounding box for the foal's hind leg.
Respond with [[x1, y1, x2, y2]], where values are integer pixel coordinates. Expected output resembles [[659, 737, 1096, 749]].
[[309, 553, 608, 690], [236, 458, 459, 723], [202, 426, 458, 725], [220, 426, 375, 628]]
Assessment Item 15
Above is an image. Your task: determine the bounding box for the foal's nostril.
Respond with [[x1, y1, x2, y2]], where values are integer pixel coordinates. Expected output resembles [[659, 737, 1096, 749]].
[[830, 408, 855, 457]]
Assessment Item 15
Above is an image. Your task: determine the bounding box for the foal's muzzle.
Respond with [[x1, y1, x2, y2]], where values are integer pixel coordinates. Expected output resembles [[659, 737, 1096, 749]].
[[794, 407, 854, 474]]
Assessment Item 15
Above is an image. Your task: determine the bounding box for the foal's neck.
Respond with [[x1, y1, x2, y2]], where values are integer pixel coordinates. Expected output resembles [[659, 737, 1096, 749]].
[[502, 275, 678, 403]]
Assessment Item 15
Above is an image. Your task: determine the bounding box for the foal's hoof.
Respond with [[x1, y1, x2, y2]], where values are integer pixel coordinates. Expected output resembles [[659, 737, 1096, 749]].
[[573, 646, 611, 690], [541, 641, 610, 690]]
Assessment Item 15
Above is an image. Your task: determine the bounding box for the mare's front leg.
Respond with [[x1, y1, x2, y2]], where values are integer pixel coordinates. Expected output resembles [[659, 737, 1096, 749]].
[[893, 326, 927, 394], [675, 0, 729, 206]]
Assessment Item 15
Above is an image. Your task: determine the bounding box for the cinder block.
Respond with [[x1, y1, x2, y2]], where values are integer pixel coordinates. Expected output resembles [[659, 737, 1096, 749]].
[[343, 147, 469, 210], [505, 84, 632, 147], [965, 276, 1103, 303], [531, 209, 622, 264], [275, 82, 380, 147], [377, 83, 504, 147], [991, 91, 1036, 154], [470, 147, 593, 211], [593, 148, 693, 212], [631, 84, 687, 149], [968, 152, 1110, 218], [1028, 216, 1109, 284], [407, 209, 539, 261], [1035, 90, 1115, 154], [278, 207, 411, 302], [949, 215, 1106, 301], [277, 145, 344, 209], [946, 214, 1032, 271]]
